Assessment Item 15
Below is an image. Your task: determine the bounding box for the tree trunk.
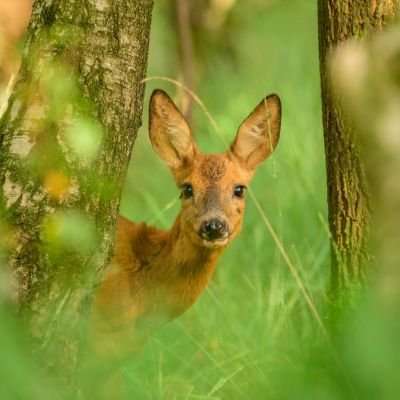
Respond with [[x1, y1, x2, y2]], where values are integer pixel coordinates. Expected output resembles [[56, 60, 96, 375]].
[[330, 21, 400, 308], [317, 0, 398, 302], [0, 0, 153, 389]]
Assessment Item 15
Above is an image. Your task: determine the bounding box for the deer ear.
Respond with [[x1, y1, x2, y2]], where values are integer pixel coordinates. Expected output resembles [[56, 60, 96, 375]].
[[230, 94, 281, 171], [149, 89, 196, 169]]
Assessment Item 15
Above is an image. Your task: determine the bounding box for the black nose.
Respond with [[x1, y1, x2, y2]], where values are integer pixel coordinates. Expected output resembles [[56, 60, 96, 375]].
[[200, 219, 227, 240]]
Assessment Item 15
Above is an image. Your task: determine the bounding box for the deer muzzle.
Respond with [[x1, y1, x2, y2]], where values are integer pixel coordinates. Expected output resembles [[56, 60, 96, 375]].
[[199, 218, 229, 244]]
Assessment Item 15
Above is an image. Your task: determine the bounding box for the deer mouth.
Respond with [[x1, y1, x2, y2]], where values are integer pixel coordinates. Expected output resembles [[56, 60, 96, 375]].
[[203, 238, 228, 248], [200, 233, 229, 248]]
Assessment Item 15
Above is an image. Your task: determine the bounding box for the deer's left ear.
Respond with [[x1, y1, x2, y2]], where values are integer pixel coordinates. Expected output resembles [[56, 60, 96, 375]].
[[229, 94, 281, 171]]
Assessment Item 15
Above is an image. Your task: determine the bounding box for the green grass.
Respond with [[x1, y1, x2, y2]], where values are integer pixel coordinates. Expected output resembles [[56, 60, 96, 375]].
[[2, 1, 399, 399], [119, 1, 333, 398]]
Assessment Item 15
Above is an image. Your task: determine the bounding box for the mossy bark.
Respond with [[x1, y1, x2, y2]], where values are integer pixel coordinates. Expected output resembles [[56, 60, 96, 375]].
[[317, 1, 399, 301], [0, 0, 153, 389]]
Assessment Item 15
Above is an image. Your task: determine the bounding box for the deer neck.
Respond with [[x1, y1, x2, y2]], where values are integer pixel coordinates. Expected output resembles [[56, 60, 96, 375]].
[[147, 213, 223, 315]]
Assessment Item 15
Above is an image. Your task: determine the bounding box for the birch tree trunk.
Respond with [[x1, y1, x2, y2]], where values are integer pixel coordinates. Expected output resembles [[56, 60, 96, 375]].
[[0, 0, 153, 388], [317, 0, 399, 303]]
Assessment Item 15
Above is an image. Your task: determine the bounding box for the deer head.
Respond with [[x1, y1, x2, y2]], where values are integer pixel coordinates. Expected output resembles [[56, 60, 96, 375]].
[[149, 89, 281, 249]]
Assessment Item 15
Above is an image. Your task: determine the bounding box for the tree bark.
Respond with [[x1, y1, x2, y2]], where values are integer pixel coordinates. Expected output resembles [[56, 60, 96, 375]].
[[330, 21, 400, 308], [0, 0, 153, 389], [317, 0, 398, 301]]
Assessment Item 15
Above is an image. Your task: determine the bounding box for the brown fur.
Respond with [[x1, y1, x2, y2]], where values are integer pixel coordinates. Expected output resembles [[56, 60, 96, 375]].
[[201, 156, 227, 180], [89, 90, 281, 394]]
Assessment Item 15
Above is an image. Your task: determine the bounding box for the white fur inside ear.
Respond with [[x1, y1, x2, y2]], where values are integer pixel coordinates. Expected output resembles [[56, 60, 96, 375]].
[[249, 123, 264, 137], [231, 94, 281, 170], [166, 120, 191, 156], [149, 90, 196, 167], [238, 118, 268, 156], [249, 118, 267, 139]]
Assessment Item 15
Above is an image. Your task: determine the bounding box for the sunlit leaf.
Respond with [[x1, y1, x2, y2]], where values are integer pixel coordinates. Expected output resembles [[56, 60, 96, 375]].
[[42, 211, 97, 256], [65, 118, 103, 161]]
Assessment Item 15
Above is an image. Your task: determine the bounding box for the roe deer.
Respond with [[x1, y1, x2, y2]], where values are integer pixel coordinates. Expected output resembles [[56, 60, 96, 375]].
[[89, 89, 281, 375]]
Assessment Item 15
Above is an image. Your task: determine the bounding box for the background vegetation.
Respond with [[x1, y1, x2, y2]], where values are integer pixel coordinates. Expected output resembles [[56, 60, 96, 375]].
[[120, 0, 330, 398], [1, 0, 399, 399]]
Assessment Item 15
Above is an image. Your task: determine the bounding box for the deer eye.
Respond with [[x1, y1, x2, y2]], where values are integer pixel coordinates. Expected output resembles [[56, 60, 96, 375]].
[[233, 185, 246, 199], [181, 183, 193, 199]]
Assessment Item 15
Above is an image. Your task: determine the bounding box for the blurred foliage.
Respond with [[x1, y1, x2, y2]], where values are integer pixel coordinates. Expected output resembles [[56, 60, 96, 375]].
[[42, 211, 98, 258], [0, 0, 399, 399]]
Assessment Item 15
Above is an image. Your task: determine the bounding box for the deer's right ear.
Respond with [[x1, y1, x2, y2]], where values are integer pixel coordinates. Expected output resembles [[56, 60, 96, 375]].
[[149, 89, 196, 169], [229, 94, 281, 172]]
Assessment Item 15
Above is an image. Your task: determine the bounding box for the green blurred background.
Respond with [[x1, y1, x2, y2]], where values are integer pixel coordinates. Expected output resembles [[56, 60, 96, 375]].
[[119, 0, 331, 398], [2, 0, 399, 399]]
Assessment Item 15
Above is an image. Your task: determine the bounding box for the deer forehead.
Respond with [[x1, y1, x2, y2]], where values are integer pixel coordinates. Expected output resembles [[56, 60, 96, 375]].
[[200, 156, 227, 181], [188, 154, 246, 189]]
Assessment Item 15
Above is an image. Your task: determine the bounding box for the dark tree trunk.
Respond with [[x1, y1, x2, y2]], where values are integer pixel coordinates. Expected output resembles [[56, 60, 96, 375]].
[[0, 0, 153, 389], [317, 0, 398, 302]]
